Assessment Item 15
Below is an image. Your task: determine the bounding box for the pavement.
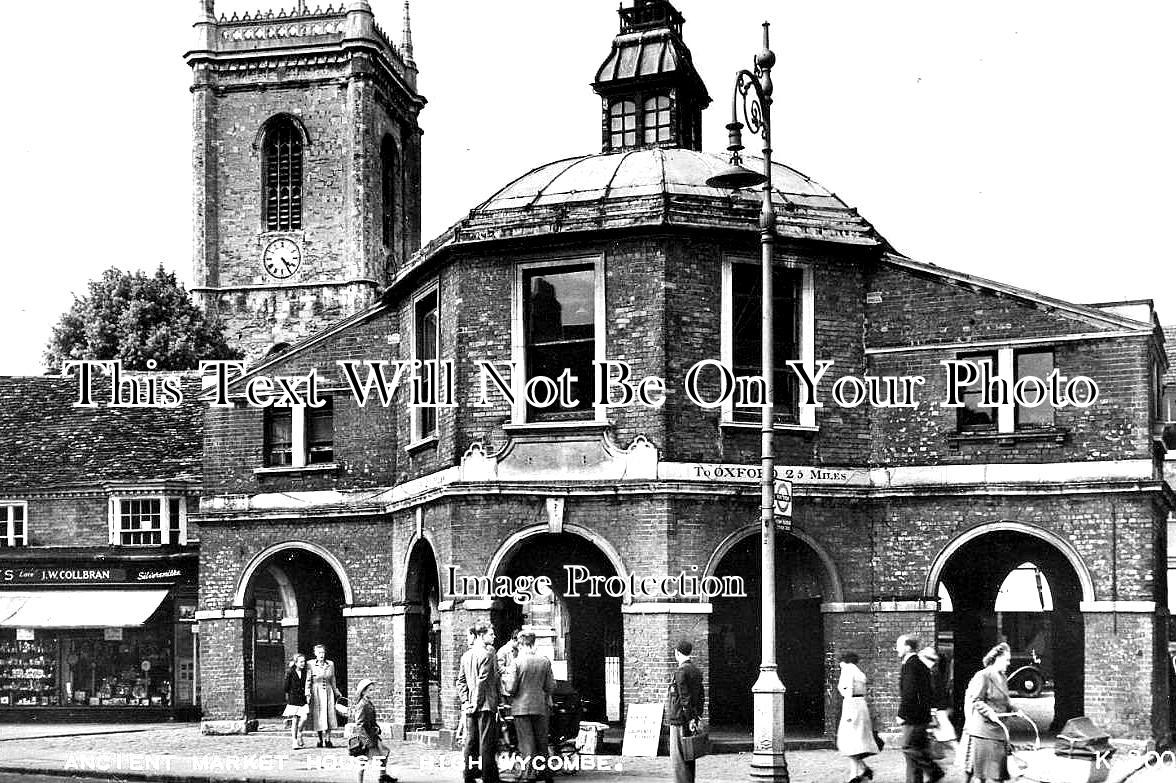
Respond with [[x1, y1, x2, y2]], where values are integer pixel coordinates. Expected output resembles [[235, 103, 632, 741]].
[[0, 722, 1169, 783]]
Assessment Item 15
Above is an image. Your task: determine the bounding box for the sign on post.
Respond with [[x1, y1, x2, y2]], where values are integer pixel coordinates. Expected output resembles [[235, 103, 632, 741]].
[[621, 703, 664, 757], [773, 478, 793, 525]]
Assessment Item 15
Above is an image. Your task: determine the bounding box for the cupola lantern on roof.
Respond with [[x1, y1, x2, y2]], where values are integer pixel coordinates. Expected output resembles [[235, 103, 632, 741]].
[[593, 0, 711, 153]]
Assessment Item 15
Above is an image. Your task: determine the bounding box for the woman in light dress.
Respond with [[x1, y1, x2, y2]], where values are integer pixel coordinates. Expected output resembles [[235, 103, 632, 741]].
[[305, 643, 343, 748], [836, 652, 879, 783]]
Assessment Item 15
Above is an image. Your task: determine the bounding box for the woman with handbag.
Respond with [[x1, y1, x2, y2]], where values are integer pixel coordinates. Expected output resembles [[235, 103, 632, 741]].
[[283, 653, 310, 749], [305, 643, 343, 748], [350, 679, 397, 783], [961, 642, 1014, 783], [836, 652, 879, 783]]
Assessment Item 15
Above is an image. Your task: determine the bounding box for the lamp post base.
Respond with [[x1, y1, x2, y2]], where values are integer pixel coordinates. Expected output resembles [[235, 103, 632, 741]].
[[749, 666, 790, 782]]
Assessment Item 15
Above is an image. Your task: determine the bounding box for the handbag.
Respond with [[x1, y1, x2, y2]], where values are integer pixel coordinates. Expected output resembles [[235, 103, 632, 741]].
[[679, 723, 711, 761], [347, 734, 367, 757]]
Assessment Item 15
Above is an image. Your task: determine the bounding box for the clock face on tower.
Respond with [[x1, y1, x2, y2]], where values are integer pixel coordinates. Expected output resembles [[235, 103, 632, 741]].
[[262, 238, 302, 279]]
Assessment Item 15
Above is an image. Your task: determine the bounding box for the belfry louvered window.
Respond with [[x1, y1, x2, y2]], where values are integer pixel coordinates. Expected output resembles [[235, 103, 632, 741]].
[[381, 135, 398, 247], [263, 118, 303, 232]]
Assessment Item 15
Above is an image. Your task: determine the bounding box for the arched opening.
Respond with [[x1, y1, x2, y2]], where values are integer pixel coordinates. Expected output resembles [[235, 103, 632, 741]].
[[380, 135, 399, 249], [261, 116, 304, 232], [935, 529, 1086, 735], [243, 548, 348, 716], [490, 533, 623, 723], [403, 538, 441, 730], [709, 532, 830, 733]]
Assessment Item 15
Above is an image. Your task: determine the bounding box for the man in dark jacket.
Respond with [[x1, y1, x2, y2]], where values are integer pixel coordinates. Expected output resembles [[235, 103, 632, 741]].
[[667, 639, 705, 783], [897, 634, 943, 783], [502, 632, 556, 782], [458, 624, 500, 783]]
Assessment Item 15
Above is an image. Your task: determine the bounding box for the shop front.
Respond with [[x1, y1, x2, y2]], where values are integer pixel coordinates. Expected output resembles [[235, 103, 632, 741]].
[[0, 555, 197, 721]]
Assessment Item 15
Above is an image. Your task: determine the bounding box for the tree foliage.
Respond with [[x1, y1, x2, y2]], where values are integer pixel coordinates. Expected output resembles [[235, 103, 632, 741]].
[[44, 266, 242, 371]]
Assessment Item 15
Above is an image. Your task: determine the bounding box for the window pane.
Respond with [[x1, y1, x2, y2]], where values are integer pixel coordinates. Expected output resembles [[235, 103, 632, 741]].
[[307, 400, 334, 464], [957, 353, 997, 429], [524, 266, 596, 419], [415, 293, 439, 437], [1015, 350, 1054, 428], [609, 101, 638, 150], [263, 119, 303, 231], [731, 263, 801, 424], [265, 407, 293, 466]]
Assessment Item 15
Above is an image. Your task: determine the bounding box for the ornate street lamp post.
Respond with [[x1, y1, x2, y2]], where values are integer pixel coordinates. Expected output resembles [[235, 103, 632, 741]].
[[705, 22, 790, 783]]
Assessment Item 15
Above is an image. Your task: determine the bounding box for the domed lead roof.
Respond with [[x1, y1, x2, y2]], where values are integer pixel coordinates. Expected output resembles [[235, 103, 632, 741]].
[[417, 148, 881, 260]]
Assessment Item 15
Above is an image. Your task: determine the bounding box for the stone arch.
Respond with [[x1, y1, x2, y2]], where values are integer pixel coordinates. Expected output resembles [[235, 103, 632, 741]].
[[924, 521, 1095, 604], [703, 524, 845, 603], [233, 540, 355, 608], [485, 523, 630, 602], [251, 112, 312, 150], [265, 563, 299, 618], [396, 530, 443, 604]]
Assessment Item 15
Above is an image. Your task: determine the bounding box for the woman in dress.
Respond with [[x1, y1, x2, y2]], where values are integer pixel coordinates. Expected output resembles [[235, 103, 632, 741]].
[[305, 643, 342, 748], [352, 678, 397, 783], [283, 653, 309, 749], [961, 642, 1014, 783], [836, 652, 878, 783]]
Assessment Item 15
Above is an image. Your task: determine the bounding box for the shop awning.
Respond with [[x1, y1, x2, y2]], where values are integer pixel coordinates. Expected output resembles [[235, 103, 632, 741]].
[[0, 590, 169, 628]]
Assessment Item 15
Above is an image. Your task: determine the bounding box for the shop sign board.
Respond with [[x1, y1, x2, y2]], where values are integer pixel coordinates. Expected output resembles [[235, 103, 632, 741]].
[[15, 628, 33, 641], [103, 628, 123, 641], [1, 564, 189, 585], [621, 703, 664, 757]]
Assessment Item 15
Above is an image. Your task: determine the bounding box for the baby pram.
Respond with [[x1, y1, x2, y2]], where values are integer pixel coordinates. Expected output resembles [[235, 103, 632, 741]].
[[989, 712, 1114, 783], [496, 688, 583, 780]]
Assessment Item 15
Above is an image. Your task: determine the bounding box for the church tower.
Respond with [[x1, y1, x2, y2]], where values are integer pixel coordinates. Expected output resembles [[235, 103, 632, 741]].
[[185, 1, 425, 361], [593, 0, 710, 153]]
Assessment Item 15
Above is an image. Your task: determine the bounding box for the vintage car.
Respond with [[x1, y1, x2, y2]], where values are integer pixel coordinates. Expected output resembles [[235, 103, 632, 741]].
[[1007, 649, 1049, 697]]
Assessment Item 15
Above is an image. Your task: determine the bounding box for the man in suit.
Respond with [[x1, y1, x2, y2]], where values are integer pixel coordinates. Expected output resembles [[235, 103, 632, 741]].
[[458, 624, 500, 783], [502, 632, 556, 783], [667, 639, 705, 783], [897, 634, 943, 783]]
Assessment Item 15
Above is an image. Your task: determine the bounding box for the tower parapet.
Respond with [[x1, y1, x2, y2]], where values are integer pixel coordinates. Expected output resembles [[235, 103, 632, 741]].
[[187, 3, 416, 90]]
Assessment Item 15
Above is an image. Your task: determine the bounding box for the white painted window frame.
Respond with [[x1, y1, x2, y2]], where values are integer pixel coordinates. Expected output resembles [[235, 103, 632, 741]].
[[409, 281, 441, 446], [960, 346, 1056, 434], [512, 255, 607, 425], [0, 501, 27, 547], [108, 496, 187, 547], [720, 254, 816, 430]]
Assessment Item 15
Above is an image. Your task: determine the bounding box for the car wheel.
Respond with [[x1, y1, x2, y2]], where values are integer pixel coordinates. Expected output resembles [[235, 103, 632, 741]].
[[1016, 670, 1044, 696]]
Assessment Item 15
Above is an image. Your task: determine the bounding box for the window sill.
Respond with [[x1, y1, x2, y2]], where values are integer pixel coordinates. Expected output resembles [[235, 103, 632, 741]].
[[503, 420, 610, 435], [720, 421, 819, 435], [948, 428, 1068, 446], [253, 463, 340, 476], [406, 435, 439, 454]]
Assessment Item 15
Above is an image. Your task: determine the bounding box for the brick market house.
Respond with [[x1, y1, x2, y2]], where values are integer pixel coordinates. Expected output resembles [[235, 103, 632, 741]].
[[187, 0, 1175, 743]]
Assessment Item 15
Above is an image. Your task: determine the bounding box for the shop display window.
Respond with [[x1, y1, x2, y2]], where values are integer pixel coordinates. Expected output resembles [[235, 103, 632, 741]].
[[0, 636, 58, 706], [61, 628, 173, 707], [0, 622, 175, 708]]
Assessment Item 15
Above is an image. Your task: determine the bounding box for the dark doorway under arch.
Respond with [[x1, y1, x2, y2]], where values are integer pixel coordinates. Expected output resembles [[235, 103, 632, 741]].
[[244, 548, 347, 716], [709, 533, 828, 732], [404, 539, 441, 729], [492, 533, 624, 723], [936, 529, 1085, 733]]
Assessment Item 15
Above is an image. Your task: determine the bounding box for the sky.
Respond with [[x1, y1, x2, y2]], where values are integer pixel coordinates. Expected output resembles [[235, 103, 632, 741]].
[[0, 0, 1173, 374]]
